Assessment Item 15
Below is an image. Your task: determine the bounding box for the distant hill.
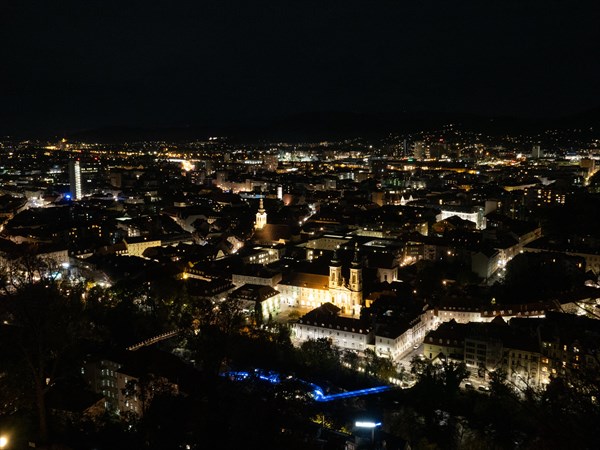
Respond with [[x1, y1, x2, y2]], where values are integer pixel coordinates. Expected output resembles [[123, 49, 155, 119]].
[[65, 108, 600, 143], [258, 111, 534, 140], [65, 125, 216, 143], [547, 106, 600, 129]]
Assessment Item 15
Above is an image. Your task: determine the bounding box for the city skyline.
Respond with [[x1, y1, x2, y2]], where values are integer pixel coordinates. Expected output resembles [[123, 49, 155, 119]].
[[2, 130, 600, 449]]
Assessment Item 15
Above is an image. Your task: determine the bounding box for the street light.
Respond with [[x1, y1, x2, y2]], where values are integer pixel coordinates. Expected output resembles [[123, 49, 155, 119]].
[[355, 421, 381, 443], [355, 421, 381, 428], [0, 435, 8, 449]]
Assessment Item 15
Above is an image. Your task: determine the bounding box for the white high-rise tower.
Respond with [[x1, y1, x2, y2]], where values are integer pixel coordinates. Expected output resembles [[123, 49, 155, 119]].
[[69, 160, 82, 200]]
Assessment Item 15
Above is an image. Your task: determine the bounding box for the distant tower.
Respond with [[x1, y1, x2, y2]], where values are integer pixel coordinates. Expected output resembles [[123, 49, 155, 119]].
[[255, 197, 267, 230], [277, 185, 283, 200], [329, 247, 343, 289], [69, 160, 82, 200], [531, 145, 543, 159]]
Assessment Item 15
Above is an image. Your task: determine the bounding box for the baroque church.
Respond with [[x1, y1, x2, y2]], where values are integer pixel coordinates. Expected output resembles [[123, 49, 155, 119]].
[[277, 248, 363, 316]]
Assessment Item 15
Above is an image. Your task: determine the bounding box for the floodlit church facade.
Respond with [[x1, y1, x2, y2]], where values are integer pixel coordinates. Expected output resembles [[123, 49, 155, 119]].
[[277, 250, 363, 316]]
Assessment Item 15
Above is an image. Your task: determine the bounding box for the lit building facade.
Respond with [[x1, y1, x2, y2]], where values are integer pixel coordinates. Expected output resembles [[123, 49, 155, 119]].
[[277, 250, 363, 316], [69, 160, 83, 200], [255, 198, 267, 230]]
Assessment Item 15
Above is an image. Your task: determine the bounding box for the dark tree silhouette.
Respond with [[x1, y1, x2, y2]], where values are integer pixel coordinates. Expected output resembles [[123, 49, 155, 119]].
[[0, 256, 95, 445]]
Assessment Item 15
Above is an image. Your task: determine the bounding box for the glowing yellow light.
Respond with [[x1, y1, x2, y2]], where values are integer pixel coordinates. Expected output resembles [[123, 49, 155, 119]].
[[181, 160, 195, 172]]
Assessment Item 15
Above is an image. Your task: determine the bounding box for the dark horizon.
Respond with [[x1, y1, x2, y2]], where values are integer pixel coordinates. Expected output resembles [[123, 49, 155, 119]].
[[4, 106, 600, 139], [2, 1, 599, 137]]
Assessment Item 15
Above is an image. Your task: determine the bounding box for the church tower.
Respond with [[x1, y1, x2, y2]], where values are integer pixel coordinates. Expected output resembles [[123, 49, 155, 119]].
[[349, 245, 363, 311], [255, 197, 267, 230], [349, 246, 363, 292], [329, 247, 343, 289]]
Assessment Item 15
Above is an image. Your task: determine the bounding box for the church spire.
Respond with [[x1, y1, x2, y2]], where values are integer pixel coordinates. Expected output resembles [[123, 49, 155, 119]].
[[329, 245, 342, 288], [331, 245, 341, 266], [349, 242, 363, 295], [351, 242, 361, 267], [333, 246, 338, 261], [255, 196, 267, 230]]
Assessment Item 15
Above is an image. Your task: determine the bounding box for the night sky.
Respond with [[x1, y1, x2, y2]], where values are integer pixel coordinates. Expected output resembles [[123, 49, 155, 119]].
[[2, 0, 599, 135]]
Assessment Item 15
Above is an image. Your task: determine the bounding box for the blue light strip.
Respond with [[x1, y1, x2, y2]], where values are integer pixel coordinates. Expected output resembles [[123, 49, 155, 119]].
[[220, 370, 391, 402], [313, 385, 391, 402]]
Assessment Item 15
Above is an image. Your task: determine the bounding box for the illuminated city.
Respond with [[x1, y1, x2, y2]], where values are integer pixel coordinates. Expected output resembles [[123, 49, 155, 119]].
[[1, 1, 600, 449]]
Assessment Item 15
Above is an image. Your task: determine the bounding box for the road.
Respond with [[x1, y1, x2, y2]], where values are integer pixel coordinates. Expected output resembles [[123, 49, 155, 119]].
[[396, 342, 424, 370]]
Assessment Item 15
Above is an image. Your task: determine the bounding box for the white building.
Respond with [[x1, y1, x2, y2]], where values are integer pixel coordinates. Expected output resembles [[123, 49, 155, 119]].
[[438, 205, 486, 230], [69, 160, 83, 200], [240, 246, 283, 265], [277, 249, 363, 316], [292, 303, 371, 352], [232, 268, 282, 287], [374, 310, 436, 359], [124, 237, 161, 258], [228, 284, 281, 322]]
